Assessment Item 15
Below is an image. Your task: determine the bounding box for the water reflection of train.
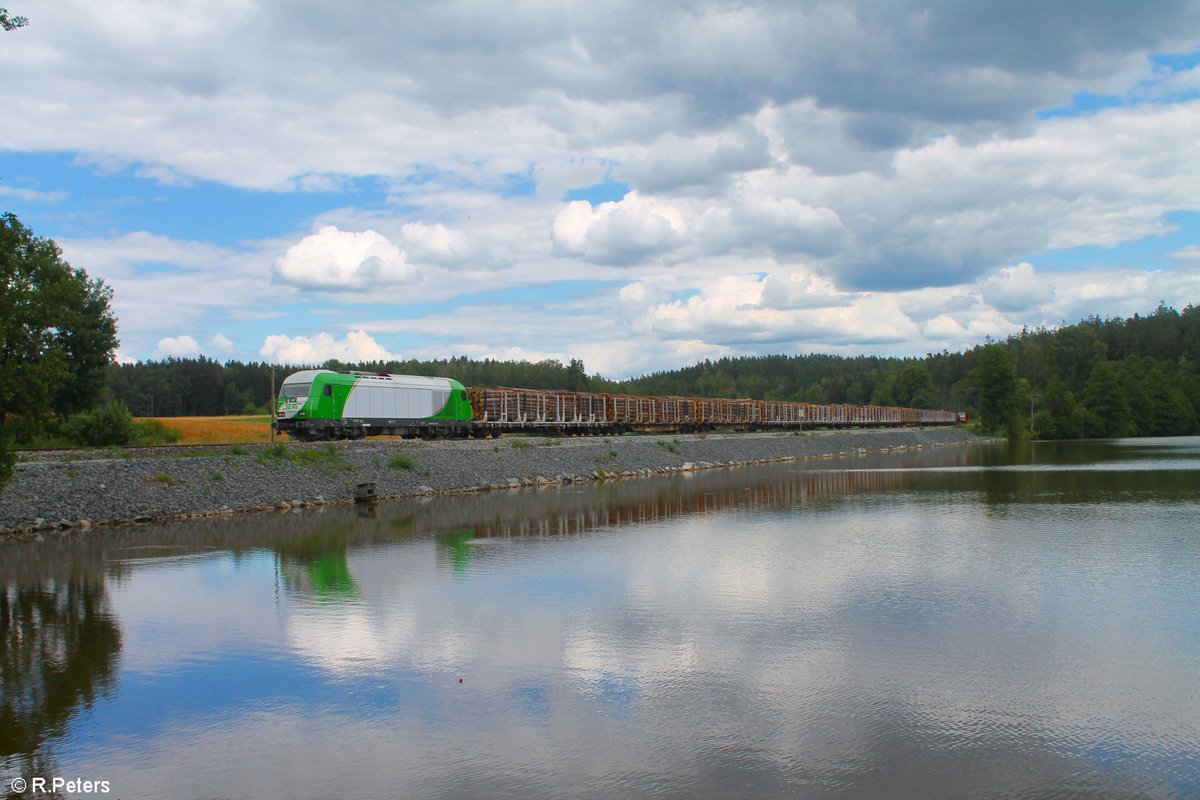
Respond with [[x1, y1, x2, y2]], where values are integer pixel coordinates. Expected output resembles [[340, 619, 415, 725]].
[[448, 467, 915, 551]]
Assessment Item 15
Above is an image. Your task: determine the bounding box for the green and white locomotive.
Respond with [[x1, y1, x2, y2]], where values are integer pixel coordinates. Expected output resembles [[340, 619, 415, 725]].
[[273, 369, 474, 441]]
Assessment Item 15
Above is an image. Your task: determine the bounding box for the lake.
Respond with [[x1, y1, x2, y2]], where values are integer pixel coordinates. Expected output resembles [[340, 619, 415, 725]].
[[2, 437, 1198, 799]]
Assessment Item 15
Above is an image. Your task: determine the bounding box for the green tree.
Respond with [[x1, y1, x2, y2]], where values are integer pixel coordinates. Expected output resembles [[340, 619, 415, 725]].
[[1117, 359, 1155, 437], [973, 344, 1018, 436], [1081, 361, 1132, 438], [1034, 375, 1081, 439], [893, 362, 938, 408], [1045, 324, 1106, 394], [1, 214, 118, 482], [0, 6, 28, 31], [61, 401, 134, 447], [566, 358, 588, 392]]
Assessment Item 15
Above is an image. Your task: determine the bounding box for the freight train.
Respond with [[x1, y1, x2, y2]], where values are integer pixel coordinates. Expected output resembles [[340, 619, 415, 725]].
[[272, 369, 962, 441]]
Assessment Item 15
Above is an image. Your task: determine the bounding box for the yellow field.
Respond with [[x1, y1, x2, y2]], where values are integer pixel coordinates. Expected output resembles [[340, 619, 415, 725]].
[[138, 416, 276, 445]]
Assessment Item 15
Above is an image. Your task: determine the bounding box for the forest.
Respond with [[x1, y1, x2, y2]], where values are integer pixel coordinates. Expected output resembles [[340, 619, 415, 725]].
[[102, 303, 1200, 440]]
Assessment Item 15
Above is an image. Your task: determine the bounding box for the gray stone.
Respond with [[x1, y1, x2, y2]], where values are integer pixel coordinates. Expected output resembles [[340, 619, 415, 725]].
[[0, 428, 994, 534]]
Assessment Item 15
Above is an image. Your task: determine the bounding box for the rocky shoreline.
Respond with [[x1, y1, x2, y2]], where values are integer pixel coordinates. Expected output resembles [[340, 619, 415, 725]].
[[1, 427, 995, 536]]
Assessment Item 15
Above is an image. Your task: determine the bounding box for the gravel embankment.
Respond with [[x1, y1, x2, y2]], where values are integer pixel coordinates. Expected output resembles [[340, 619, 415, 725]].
[[1, 427, 993, 535]]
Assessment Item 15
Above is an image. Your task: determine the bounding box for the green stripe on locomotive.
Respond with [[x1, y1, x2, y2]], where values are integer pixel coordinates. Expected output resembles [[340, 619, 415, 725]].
[[308, 372, 355, 420], [434, 379, 472, 420]]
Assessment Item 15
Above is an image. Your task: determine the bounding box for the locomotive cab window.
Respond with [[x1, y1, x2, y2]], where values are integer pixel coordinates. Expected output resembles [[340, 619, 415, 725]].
[[280, 383, 310, 398]]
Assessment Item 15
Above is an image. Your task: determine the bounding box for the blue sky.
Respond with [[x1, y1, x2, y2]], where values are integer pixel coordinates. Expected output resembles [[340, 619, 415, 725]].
[[2, 1, 1199, 378]]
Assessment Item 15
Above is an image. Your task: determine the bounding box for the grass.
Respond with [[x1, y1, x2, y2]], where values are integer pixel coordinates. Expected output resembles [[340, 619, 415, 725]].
[[389, 452, 416, 471], [594, 449, 619, 466], [150, 473, 176, 486], [17, 416, 182, 450], [504, 435, 564, 449], [656, 439, 680, 454], [256, 443, 354, 474], [135, 415, 275, 445]]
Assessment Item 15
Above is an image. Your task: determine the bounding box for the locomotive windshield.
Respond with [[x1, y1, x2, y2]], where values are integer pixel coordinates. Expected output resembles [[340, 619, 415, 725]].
[[280, 382, 310, 399]]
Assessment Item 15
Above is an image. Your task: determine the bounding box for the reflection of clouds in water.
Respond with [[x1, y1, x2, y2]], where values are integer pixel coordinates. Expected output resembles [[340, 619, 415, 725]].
[[285, 594, 476, 677], [282, 489, 1200, 775], [567, 499, 1200, 789], [563, 628, 700, 709], [286, 606, 411, 675], [34, 445, 1197, 797], [111, 553, 286, 673]]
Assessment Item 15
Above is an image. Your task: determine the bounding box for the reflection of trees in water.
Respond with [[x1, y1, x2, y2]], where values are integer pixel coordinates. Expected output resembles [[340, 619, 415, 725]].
[[0, 580, 121, 794], [465, 469, 914, 542], [433, 469, 918, 571]]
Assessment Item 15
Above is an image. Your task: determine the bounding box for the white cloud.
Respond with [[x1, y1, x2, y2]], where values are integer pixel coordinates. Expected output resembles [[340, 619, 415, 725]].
[[1042, 267, 1200, 324], [0, 184, 68, 203], [552, 192, 687, 265], [760, 270, 854, 310], [61, 231, 236, 275], [112, 348, 138, 365], [620, 274, 920, 348], [1170, 244, 1200, 261], [272, 226, 413, 290], [258, 330, 401, 365], [725, 195, 845, 255], [209, 333, 235, 356], [920, 314, 969, 341], [398, 222, 470, 267], [982, 262, 1055, 312], [5, 1, 1196, 191], [155, 335, 202, 358]]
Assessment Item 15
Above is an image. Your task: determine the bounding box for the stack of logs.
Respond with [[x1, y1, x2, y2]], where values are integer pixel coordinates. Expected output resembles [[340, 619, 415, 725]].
[[466, 386, 955, 432]]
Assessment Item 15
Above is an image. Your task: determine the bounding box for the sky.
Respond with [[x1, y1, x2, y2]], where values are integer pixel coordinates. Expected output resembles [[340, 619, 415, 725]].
[[1, 0, 1199, 379]]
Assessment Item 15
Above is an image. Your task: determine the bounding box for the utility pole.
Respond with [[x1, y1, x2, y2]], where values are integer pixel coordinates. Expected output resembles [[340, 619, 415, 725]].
[[270, 367, 276, 443]]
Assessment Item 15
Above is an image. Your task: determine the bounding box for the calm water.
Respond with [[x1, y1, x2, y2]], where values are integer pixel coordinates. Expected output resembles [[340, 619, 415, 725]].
[[3, 438, 1199, 799]]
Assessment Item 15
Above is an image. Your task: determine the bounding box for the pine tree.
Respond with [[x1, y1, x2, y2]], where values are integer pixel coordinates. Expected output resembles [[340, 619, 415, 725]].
[[974, 344, 1018, 436]]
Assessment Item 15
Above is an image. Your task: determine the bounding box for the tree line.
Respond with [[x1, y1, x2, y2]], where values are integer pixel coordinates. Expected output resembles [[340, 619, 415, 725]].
[[96, 303, 1200, 440], [616, 304, 1200, 438]]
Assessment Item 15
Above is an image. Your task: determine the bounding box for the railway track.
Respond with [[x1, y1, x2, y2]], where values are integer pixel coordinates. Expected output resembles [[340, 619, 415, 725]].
[[14, 441, 274, 463]]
